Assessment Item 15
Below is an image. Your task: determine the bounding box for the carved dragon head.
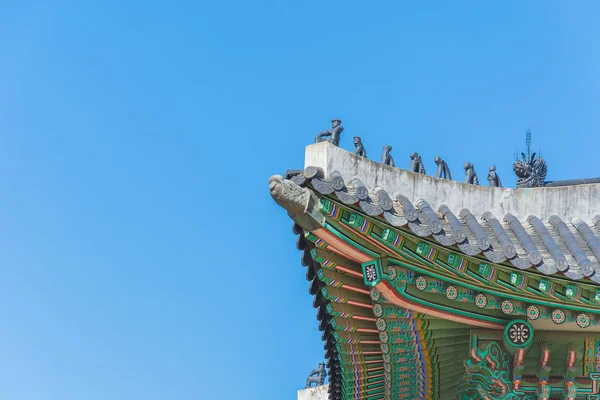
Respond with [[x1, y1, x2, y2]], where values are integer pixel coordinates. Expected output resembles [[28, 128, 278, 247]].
[[513, 152, 547, 188], [269, 175, 310, 217], [512, 156, 530, 180]]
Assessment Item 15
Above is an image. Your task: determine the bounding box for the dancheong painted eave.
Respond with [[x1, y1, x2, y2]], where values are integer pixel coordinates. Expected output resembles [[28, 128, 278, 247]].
[[269, 143, 600, 400], [271, 141, 600, 400]]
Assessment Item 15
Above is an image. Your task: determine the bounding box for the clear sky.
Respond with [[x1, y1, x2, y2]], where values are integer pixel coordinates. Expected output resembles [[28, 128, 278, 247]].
[[1, 1, 600, 399]]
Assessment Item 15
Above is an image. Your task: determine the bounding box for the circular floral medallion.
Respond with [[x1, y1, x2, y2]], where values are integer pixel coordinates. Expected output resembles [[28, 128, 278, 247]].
[[551, 309, 566, 324], [577, 313, 591, 328], [446, 285, 458, 300], [376, 318, 387, 332], [507, 322, 531, 345], [379, 331, 389, 344], [416, 276, 427, 291], [387, 266, 397, 280], [503, 319, 534, 349], [373, 303, 383, 318], [526, 305, 540, 320], [475, 293, 487, 309], [370, 288, 381, 302], [501, 300, 514, 315]]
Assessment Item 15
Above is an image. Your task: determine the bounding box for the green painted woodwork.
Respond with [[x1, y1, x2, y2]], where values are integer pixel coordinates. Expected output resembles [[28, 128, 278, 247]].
[[325, 195, 600, 311], [585, 337, 600, 374], [503, 319, 534, 351], [566, 285, 581, 300], [381, 228, 404, 248], [348, 213, 372, 233], [369, 280, 468, 400], [457, 341, 522, 399], [362, 259, 382, 287], [303, 193, 600, 399]]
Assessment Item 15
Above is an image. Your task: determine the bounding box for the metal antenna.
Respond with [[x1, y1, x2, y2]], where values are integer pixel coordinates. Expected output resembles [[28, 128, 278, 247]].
[[526, 128, 532, 161]]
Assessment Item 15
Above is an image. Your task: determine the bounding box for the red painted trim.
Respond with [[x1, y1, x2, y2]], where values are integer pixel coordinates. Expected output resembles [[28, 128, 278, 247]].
[[567, 347, 576, 369], [346, 300, 372, 309], [335, 265, 363, 278], [515, 349, 525, 364], [342, 285, 371, 295], [360, 233, 396, 255], [313, 228, 373, 263], [375, 280, 504, 329], [356, 328, 378, 333], [361, 340, 380, 344], [353, 315, 376, 322], [540, 347, 550, 368]]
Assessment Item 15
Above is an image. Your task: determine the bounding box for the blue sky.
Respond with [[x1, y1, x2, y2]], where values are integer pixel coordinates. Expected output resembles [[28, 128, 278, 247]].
[[1, 1, 600, 399]]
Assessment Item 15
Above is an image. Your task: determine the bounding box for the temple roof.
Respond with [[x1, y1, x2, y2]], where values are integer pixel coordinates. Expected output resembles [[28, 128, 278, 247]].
[[306, 142, 600, 222], [298, 142, 600, 283], [271, 141, 600, 400]]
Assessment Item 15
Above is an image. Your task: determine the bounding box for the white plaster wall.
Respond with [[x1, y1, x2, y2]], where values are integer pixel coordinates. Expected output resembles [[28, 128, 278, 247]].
[[305, 142, 600, 222], [297, 384, 329, 400]]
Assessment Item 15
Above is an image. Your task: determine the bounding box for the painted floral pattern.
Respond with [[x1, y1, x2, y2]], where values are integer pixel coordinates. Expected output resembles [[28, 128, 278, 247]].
[[526, 305, 540, 320], [507, 322, 531, 345], [501, 300, 514, 315], [552, 309, 566, 324], [475, 294, 487, 309], [577, 313, 591, 328], [445, 285, 458, 300]]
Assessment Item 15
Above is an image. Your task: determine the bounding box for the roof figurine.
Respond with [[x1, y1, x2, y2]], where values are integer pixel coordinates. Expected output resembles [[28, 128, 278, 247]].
[[487, 165, 502, 187], [513, 152, 547, 188], [464, 162, 479, 185], [513, 129, 547, 188], [305, 362, 327, 388], [315, 118, 344, 147], [434, 155, 451, 180], [381, 145, 394, 167], [409, 152, 426, 174], [353, 136, 367, 158]]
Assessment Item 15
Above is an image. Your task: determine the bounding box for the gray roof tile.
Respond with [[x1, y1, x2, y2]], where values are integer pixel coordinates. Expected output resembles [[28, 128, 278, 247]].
[[305, 167, 600, 282]]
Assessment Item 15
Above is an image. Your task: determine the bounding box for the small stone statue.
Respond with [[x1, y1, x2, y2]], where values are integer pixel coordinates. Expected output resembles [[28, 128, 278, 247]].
[[305, 362, 327, 388], [353, 136, 367, 158], [487, 165, 502, 187], [434, 156, 451, 180], [464, 162, 479, 185], [315, 118, 344, 147], [381, 145, 395, 167], [409, 152, 426, 174]]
